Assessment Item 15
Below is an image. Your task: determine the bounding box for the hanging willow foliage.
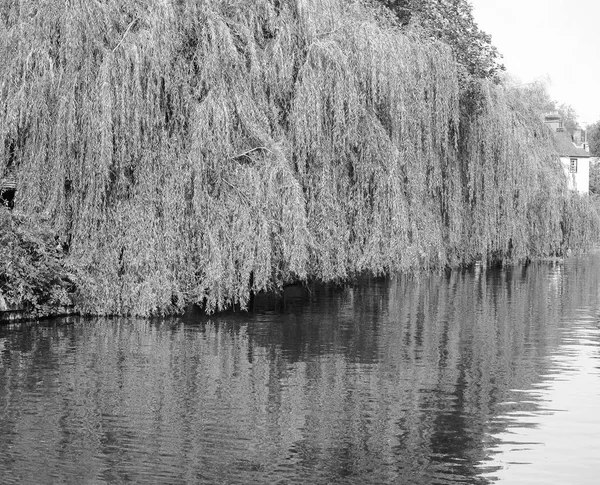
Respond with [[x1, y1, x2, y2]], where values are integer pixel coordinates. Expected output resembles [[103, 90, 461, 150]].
[[1, 0, 597, 316]]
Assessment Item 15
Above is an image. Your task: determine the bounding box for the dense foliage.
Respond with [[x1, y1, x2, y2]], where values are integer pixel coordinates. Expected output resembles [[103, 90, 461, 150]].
[[588, 122, 600, 195], [590, 159, 600, 196], [588, 121, 600, 156], [377, 0, 505, 81], [0, 209, 74, 315], [1, 0, 598, 316], [506, 77, 579, 133]]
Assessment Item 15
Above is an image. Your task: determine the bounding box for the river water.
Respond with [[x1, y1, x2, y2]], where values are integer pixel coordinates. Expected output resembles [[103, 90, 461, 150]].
[[1, 256, 599, 484]]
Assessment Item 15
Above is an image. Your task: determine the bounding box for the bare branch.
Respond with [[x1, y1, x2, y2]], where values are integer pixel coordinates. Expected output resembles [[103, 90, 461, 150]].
[[113, 19, 137, 53]]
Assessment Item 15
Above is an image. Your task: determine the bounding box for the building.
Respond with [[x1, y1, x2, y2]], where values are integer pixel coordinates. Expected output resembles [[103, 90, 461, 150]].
[[544, 112, 591, 195]]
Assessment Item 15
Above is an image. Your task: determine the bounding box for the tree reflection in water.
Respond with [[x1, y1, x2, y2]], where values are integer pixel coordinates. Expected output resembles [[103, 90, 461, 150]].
[[1, 256, 600, 484]]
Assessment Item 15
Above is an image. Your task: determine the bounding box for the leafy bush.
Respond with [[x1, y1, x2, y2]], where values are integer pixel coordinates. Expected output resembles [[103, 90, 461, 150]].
[[0, 209, 74, 316]]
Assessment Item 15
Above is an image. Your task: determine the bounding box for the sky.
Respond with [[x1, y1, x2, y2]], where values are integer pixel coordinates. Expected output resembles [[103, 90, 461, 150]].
[[470, 0, 600, 126]]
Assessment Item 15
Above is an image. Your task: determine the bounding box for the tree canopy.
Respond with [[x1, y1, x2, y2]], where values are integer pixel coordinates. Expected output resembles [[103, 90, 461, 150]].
[[504, 77, 581, 134], [557, 103, 579, 135], [587, 121, 600, 156], [588, 121, 600, 195], [378, 0, 505, 81]]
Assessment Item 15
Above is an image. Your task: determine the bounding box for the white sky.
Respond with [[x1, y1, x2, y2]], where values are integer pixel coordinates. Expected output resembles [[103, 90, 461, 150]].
[[470, 0, 600, 125]]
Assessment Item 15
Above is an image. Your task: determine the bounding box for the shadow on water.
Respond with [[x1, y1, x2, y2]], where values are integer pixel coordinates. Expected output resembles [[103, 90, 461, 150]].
[[1, 257, 600, 484]]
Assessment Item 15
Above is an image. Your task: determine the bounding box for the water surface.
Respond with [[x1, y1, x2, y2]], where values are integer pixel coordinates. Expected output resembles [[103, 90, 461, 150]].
[[1, 256, 599, 484]]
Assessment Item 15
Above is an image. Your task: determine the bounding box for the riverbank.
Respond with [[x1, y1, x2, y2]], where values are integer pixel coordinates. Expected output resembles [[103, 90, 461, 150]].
[[0, 251, 591, 325], [0, 289, 78, 324]]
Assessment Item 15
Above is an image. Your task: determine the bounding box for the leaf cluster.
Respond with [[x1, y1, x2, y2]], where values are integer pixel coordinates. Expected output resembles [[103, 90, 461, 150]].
[[0, 209, 74, 315], [377, 0, 505, 82]]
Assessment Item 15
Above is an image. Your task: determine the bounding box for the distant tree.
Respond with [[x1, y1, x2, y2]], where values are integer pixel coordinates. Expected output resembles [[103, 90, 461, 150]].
[[557, 103, 578, 135], [504, 76, 555, 113], [589, 159, 600, 196], [588, 121, 600, 156], [503, 77, 584, 134], [377, 0, 505, 81], [585, 122, 600, 195]]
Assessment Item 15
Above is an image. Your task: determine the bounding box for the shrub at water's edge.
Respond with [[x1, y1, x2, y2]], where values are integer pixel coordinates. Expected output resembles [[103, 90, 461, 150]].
[[0, 209, 75, 317], [1, 0, 598, 316]]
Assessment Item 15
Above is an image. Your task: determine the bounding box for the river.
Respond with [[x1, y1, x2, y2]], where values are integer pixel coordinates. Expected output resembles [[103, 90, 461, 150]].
[[1, 255, 599, 484]]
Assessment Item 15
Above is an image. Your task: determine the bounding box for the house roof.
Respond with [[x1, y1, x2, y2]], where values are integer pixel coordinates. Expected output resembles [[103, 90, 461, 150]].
[[552, 130, 592, 158]]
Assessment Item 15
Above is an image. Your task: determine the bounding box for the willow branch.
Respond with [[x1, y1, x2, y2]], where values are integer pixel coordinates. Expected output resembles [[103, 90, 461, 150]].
[[113, 19, 137, 53], [231, 146, 272, 161]]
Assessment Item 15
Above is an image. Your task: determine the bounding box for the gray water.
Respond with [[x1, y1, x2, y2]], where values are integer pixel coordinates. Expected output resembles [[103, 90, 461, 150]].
[[1, 256, 600, 484]]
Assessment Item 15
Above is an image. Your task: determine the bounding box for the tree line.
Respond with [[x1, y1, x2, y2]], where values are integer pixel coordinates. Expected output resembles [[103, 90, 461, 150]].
[[1, 0, 598, 317]]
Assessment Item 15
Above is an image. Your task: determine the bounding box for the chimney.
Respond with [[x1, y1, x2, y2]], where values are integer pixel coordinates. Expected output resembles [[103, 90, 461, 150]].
[[543, 111, 563, 132]]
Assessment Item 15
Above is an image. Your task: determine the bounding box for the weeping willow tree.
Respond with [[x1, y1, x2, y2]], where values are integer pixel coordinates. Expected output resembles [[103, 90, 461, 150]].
[[1, 0, 597, 316]]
